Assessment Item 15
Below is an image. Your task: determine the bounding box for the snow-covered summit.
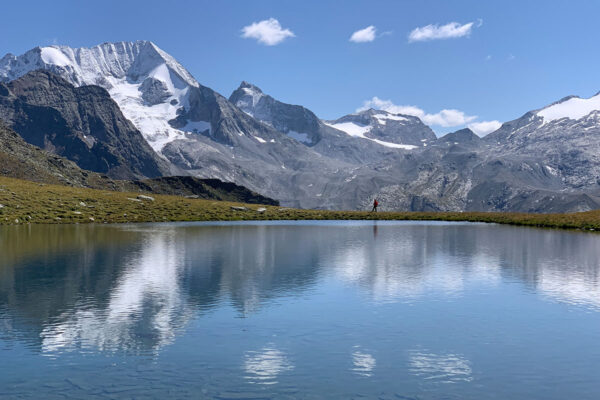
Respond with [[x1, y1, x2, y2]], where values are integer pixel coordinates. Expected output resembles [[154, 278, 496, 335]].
[[536, 92, 600, 124], [0, 41, 203, 150], [325, 108, 437, 148], [0, 41, 198, 88]]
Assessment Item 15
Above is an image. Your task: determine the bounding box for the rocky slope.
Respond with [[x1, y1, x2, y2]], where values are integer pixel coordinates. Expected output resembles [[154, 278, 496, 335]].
[[0, 120, 122, 188], [0, 121, 277, 205], [0, 70, 171, 179]]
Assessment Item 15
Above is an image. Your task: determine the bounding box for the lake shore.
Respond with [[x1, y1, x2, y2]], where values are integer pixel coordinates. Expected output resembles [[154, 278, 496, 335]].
[[1, 176, 599, 231]]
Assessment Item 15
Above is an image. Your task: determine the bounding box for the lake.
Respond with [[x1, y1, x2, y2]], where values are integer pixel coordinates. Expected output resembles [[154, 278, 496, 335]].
[[1, 221, 599, 399]]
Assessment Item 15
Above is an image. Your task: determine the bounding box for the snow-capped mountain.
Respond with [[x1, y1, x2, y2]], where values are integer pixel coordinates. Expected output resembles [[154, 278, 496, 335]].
[[484, 92, 600, 189], [229, 81, 415, 165], [2, 40, 600, 213], [230, 81, 435, 151], [325, 109, 437, 149], [0, 41, 201, 150], [0, 42, 355, 208], [537, 92, 600, 125], [486, 92, 600, 143], [1, 41, 399, 209], [230, 81, 322, 145]]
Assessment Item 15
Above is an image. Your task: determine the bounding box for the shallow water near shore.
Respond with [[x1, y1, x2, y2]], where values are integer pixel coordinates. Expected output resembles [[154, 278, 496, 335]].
[[1, 220, 599, 399]]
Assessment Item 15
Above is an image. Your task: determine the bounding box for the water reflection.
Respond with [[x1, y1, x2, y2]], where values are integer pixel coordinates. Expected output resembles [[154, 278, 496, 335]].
[[244, 345, 294, 385], [39, 230, 190, 353], [327, 223, 600, 306], [408, 350, 473, 383], [0, 221, 599, 357], [351, 347, 376, 377], [539, 273, 600, 309]]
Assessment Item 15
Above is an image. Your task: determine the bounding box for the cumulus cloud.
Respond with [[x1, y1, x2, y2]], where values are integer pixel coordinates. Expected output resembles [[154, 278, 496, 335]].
[[358, 97, 477, 128], [408, 21, 479, 42], [468, 120, 502, 136], [423, 109, 477, 127], [350, 26, 377, 43], [241, 18, 295, 46]]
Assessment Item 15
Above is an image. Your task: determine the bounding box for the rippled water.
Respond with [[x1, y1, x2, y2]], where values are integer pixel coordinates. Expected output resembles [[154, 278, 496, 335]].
[[0, 221, 599, 399]]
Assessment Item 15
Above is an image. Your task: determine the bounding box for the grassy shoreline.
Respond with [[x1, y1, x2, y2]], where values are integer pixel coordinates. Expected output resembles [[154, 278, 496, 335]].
[[1, 176, 599, 231]]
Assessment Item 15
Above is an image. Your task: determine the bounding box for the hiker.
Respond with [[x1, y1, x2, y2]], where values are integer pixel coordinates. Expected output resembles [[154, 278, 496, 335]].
[[372, 198, 379, 212]]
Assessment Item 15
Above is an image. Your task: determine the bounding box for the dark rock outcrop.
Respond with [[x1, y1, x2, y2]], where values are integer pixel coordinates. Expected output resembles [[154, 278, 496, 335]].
[[0, 70, 171, 179], [130, 176, 279, 205]]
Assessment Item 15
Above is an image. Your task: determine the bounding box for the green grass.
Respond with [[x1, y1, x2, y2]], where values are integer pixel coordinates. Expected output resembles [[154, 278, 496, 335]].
[[1, 176, 600, 231]]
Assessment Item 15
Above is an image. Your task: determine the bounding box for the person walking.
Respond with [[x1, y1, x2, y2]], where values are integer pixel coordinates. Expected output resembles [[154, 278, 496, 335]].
[[372, 198, 379, 212]]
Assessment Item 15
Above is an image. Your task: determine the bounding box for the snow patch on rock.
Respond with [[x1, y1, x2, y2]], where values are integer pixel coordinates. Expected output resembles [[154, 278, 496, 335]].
[[325, 121, 372, 137], [324, 121, 416, 149], [373, 112, 407, 125]]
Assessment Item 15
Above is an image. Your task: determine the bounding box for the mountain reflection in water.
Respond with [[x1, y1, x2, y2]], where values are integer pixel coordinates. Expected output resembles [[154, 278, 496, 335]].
[[1, 221, 600, 399], [1, 221, 599, 355]]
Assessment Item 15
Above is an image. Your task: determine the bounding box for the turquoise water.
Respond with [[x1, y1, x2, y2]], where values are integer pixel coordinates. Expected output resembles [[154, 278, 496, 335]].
[[1, 221, 599, 399]]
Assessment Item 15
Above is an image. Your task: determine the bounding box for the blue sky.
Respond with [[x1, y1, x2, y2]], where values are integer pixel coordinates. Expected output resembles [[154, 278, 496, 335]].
[[1, 0, 599, 135]]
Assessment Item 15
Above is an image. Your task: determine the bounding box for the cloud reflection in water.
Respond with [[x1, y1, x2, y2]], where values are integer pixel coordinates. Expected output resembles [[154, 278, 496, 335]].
[[408, 350, 473, 383], [351, 347, 376, 377], [244, 345, 294, 385]]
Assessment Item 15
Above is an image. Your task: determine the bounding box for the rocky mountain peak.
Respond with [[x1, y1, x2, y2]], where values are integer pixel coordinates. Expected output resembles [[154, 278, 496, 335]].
[[230, 81, 266, 115], [238, 81, 264, 93], [437, 128, 480, 148]]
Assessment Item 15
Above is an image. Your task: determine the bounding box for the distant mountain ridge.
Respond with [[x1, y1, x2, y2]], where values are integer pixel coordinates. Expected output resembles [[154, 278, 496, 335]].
[[2, 41, 600, 212], [229, 81, 412, 164]]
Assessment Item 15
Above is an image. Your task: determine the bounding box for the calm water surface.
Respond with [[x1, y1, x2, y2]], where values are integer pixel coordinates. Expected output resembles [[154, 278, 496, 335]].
[[0, 221, 599, 399]]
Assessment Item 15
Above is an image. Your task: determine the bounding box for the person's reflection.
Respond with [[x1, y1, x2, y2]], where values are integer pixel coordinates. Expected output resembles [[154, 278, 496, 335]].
[[373, 222, 378, 239]]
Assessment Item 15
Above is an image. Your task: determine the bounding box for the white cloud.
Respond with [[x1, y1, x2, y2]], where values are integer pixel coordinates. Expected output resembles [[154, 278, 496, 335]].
[[350, 26, 377, 43], [241, 18, 295, 46], [358, 97, 477, 128], [468, 120, 502, 136], [423, 109, 477, 127], [408, 21, 477, 42]]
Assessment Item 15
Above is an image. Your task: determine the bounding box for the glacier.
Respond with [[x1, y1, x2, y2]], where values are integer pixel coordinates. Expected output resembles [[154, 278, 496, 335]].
[[0, 41, 201, 151]]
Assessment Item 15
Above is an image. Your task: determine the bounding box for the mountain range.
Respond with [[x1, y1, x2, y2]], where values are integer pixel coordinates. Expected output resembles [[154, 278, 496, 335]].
[[1, 40, 600, 212]]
